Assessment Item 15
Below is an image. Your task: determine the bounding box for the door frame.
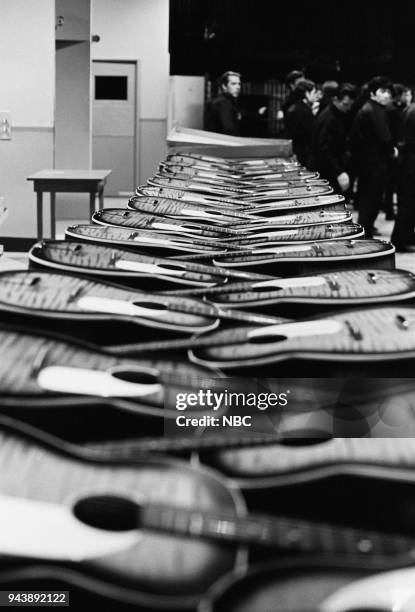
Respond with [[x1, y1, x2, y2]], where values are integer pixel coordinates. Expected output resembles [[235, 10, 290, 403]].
[[92, 58, 141, 189]]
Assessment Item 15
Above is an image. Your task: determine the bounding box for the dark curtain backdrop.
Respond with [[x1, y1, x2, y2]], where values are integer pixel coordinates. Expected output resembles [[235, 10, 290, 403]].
[[169, 0, 413, 85]]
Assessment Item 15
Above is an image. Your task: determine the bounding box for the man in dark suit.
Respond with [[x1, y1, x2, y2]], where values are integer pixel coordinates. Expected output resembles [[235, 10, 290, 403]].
[[205, 71, 243, 136], [282, 69, 305, 115], [285, 79, 318, 166], [391, 102, 415, 252], [311, 83, 356, 193], [351, 76, 397, 238]]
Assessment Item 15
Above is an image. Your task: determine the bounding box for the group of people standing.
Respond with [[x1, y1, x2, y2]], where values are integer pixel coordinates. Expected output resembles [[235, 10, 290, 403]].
[[205, 70, 415, 253], [284, 72, 415, 252]]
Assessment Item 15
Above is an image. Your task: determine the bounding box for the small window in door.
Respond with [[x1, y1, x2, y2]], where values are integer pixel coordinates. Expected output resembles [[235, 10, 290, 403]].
[[95, 76, 128, 100]]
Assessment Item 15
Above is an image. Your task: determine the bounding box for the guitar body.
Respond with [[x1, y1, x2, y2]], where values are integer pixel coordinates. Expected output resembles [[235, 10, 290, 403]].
[[92, 208, 239, 239], [147, 175, 254, 197], [166, 153, 300, 171], [157, 168, 254, 186], [127, 196, 255, 223], [0, 270, 284, 349], [65, 224, 242, 256], [0, 429, 246, 610], [239, 184, 334, 202], [242, 194, 345, 214], [226, 206, 352, 229], [0, 269, 222, 345], [177, 224, 365, 250], [168, 268, 415, 317], [155, 169, 328, 190], [127, 197, 351, 229], [78, 223, 365, 259], [148, 176, 333, 200], [160, 162, 320, 183], [0, 324, 219, 441], [28, 241, 269, 291], [199, 559, 373, 612], [210, 239, 396, 275], [206, 433, 415, 489], [136, 186, 249, 208], [189, 305, 415, 376]]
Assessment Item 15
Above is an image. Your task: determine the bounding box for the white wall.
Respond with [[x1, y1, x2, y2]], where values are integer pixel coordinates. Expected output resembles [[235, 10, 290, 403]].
[[92, 0, 169, 182], [168, 76, 205, 133], [0, 0, 55, 237], [0, 0, 55, 128]]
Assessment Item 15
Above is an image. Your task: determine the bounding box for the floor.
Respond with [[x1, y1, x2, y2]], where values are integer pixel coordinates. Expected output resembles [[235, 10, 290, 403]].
[[2, 196, 415, 275]]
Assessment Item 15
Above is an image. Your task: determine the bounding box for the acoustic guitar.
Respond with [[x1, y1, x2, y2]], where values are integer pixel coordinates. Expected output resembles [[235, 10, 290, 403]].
[[160, 159, 246, 178], [0, 428, 246, 610], [74, 220, 365, 256], [158, 164, 256, 186], [1, 430, 414, 610], [127, 195, 257, 223], [209, 239, 395, 275], [127, 196, 350, 228], [176, 224, 365, 252], [208, 429, 415, 489], [163, 268, 415, 314], [92, 208, 243, 238], [236, 169, 319, 181], [148, 174, 256, 196], [163, 154, 303, 174], [0, 270, 282, 345], [219, 206, 352, 229], [189, 304, 415, 373], [136, 185, 251, 208], [148, 175, 333, 200], [0, 321, 228, 445], [28, 241, 270, 291], [320, 566, 415, 612], [160, 161, 320, 182], [198, 557, 401, 612], [166, 153, 301, 172], [66, 224, 248, 256], [157, 168, 328, 190], [137, 186, 345, 214]]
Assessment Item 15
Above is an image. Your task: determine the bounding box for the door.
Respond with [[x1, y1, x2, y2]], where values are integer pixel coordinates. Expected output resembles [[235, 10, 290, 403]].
[[92, 61, 137, 196]]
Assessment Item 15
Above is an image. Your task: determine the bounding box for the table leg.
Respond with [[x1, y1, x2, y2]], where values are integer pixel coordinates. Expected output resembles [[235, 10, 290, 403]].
[[98, 187, 104, 210], [50, 192, 56, 239], [89, 192, 96, 218], [36, 191, 43, 240]]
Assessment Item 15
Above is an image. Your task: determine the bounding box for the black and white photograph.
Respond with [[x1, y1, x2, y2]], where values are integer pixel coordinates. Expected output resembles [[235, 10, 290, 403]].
[[1, 1, 415, 610]]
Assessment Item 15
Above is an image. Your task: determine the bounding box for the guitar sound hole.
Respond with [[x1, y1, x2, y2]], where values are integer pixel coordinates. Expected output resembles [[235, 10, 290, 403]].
[[159, 264, 184, 271], [279, 431, 333, 446], [249, 286, 282, 293], [249, 334, 287, 344], [111, 369, 159, 385], [132, 301, 167, 311], [73, 495, 137, 531]]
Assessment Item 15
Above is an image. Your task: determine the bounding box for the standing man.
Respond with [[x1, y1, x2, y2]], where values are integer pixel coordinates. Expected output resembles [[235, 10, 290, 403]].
[[205, 71, 243, 136], [383, 83, 411, 219], [285, 79, 318, 166], [391, 103, 415, 252], [311, 83, 356, 193], [351, 76, 397, 238], [282, 69, 305, 115]]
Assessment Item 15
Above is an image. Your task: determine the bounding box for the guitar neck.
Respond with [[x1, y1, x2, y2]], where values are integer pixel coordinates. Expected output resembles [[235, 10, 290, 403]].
[[141, 503, 414, 559]]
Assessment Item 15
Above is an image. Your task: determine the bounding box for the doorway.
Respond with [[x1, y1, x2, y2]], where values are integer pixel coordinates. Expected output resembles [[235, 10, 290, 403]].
[[92, 60, 138, 196]]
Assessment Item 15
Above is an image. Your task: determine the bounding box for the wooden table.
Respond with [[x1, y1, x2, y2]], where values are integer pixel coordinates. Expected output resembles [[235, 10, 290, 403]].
[[27, 169, 112, 239]]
